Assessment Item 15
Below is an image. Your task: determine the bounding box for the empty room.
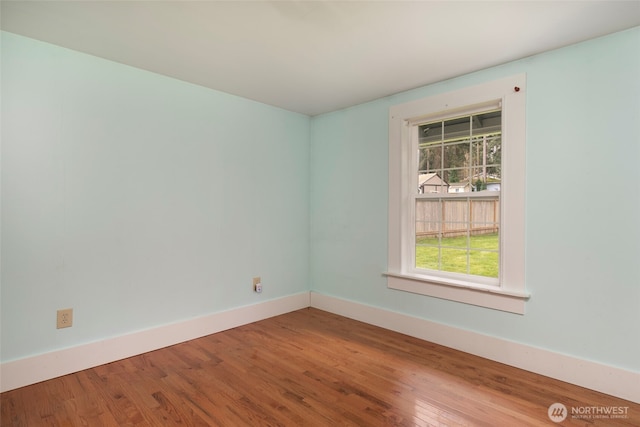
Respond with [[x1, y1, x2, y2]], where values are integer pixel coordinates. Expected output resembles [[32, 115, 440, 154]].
[[1, 1, 639, 425]]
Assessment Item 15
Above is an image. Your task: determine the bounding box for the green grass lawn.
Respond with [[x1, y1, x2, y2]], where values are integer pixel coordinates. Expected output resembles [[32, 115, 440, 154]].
[[416, 233, 499, 278]]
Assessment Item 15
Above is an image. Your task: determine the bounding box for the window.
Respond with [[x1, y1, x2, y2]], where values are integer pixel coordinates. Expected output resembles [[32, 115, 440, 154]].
[[386, 74, 529, 314]]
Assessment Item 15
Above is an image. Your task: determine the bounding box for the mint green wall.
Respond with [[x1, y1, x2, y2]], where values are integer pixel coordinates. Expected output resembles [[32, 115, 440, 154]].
[[3, 28, 639, 373], [310, 28, 640, 371], [1, 32, 310, 361]]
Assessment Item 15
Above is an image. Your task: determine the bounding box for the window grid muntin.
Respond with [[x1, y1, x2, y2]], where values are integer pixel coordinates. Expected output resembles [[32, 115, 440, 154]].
[[415, 109, 501, 279]]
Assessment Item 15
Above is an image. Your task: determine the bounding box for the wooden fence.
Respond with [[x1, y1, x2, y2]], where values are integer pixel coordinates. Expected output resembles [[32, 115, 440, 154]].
[[416, 197, 499, 238]]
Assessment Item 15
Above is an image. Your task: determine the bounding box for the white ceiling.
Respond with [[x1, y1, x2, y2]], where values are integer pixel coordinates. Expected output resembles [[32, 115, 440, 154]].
[[2, 1, 639, 116]]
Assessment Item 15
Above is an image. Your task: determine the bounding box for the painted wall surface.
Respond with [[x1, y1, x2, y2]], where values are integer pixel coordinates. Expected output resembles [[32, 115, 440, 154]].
[[310, 28, 640, 371], [1, 32, 310, 362], [3, 26, 639, 377]]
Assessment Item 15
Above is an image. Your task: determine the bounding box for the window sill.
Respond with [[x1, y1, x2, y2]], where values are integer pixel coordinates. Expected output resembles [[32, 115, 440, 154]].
[[383, 271, 530, 314]]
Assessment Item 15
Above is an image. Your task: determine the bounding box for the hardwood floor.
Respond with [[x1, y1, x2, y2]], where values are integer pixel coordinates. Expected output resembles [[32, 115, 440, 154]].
[[1, 308, 638, 426]]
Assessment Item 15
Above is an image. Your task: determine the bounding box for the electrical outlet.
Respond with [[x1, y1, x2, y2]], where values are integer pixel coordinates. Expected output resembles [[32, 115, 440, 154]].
[[253, 277, 262, 293], [57, 308, 73, 329]]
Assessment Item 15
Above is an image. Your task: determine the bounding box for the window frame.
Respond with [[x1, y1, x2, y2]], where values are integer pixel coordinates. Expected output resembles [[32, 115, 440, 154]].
[[386, 74, 529, 314]]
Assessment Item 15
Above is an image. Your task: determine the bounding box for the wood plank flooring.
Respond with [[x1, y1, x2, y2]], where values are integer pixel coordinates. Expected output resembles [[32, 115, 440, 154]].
[[1, 308, 638, 426]]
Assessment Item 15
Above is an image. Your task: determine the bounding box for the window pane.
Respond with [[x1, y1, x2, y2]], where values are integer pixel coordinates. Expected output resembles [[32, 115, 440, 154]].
[[471, 199, 499, 225], [470, 138, 484, 169], [442, 199, 468, 239], [418, 173, 448, 194], [418, 146, 441, 175], [446, 169, 472, 192], [443, 117, 470, 143], [414, 109, 501, 280], [485, 166, 501, 189], [415, 199, 441, 234], [470, 139, 501, 189], [419, 121, 443, 144], [443, 143, 469, 170], [472, 110, 501, 135], [470, 167, 486, 191], [440, 248, 468, 274], [469, 232, 499, 250], [469, 250, 499, 278], [485, 135, 502, 168], [440, 232, 468, 249], [442, 199, 468, 249], [415, 243, 439, 270]]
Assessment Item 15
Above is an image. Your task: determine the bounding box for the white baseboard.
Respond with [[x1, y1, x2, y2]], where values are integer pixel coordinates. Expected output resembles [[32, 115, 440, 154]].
[[4, 290, 638, 404], [0, 292, 310, 393], [309, 292, 640, 404]]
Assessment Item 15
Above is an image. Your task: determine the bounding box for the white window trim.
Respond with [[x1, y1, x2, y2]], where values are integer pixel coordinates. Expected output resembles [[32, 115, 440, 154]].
[[385, 74, 529, 314]]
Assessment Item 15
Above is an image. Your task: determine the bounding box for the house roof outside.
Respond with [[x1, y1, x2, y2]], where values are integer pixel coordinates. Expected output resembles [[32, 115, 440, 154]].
[[418, 173, 442, 186], [449, 182, 471, 189]]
